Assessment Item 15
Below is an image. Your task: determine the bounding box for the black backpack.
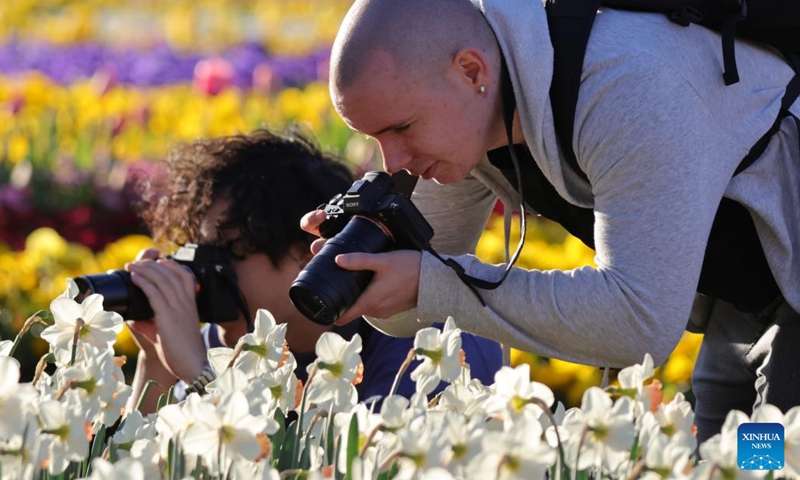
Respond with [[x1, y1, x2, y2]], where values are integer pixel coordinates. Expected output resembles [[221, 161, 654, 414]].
[[488, 0, 800, 313]]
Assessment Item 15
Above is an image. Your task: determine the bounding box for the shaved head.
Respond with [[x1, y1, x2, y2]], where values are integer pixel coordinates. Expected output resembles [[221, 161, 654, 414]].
[[330, 0, 500, 90]]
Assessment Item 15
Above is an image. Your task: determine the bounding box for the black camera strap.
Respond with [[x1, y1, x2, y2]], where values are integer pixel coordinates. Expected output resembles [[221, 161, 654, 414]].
[[391, 58, 529, 307]]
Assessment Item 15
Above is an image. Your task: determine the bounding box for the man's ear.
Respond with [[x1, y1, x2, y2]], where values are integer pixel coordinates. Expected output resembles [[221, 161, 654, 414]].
[[452, 48, 490, 92]]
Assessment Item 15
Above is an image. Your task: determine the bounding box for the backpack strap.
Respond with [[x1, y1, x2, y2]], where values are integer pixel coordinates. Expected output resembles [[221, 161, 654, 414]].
[[546, 2, 798, 180], [734, 71, 800, 174], [545, 0, 601, 185]]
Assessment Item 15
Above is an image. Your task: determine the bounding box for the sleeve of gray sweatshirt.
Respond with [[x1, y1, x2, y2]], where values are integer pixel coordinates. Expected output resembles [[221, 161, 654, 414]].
[[370, 57, 753, 368]]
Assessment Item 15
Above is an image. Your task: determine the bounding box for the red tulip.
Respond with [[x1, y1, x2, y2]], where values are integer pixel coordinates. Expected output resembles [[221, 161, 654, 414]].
[[193, 58, 234, 96]]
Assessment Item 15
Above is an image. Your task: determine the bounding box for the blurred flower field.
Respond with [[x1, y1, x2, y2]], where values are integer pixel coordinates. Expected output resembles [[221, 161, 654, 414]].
[[0, 0, 701, 408]]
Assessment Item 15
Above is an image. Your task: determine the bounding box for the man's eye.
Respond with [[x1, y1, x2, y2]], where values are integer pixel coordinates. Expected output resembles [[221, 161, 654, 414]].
[[394, 124, 411, 133]]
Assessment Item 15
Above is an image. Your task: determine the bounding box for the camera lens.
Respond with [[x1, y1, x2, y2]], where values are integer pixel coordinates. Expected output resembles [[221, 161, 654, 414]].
[[73, 270, 154, 320], [289, 215, 394, 325]]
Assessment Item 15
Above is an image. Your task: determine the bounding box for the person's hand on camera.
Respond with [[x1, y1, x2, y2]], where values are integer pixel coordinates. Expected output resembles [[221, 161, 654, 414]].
[[332, 249, 422, 324], [300, 209, 423, 324], [125, 249, 207, 383], [300, 209, 329, 254]]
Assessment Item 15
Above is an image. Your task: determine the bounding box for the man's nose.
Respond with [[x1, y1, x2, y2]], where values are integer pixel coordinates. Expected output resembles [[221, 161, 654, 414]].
[[378, 141, 412, 174]]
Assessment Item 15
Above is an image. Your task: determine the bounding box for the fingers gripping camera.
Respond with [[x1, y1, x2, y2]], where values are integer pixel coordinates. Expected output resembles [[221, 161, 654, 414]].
[[74, 244, 248, 323], [289, 171, 433, 326]]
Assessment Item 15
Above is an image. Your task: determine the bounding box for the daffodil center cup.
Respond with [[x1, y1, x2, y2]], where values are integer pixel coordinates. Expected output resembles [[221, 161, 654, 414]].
[[414, 348, 443, 364], [318, 361, 344, 377]]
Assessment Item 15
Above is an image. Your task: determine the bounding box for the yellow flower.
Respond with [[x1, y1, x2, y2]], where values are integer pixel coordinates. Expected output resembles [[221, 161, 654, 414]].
[[25, 228, 68, 264]]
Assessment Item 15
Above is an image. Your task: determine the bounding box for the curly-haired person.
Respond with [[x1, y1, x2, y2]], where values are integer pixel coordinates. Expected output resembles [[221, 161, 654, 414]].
[[124, 127, 502, 413]]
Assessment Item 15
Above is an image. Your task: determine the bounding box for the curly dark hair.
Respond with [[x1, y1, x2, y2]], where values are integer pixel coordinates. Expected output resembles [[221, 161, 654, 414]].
[[138, 127, 354, 266]]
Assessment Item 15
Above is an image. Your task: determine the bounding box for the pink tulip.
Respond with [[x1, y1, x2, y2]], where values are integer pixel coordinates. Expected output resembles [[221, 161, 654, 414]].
[[193, 57, 234, 96]]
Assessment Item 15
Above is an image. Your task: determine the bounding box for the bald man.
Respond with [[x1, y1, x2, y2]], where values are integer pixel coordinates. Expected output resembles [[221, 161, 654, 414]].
[[302, 0, 800, 444]]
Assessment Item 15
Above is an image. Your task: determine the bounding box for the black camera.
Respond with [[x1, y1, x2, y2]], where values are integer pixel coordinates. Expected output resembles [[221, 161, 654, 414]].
[[289, 171, 433, 326], [74, 244, 246, 323]]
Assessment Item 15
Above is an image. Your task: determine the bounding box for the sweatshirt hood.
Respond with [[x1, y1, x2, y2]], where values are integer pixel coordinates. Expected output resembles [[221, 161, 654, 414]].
[[470, 0, 593, 206]]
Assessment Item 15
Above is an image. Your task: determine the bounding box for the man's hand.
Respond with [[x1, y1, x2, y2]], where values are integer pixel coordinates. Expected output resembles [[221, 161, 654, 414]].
[[125, 249, 207, 383], [333, 249, 422, 324], [300, 209, 424, 324]]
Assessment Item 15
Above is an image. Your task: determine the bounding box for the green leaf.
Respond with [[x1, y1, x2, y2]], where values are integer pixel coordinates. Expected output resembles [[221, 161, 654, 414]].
[[189, 455, 203, 478], [344, 413, 359, 480], [277, 419, 299, 471], [326, 408, 336, 466], [166, 385, 175, 406], [166, 439, 175, 479], [157, 393, 168, 412], [108, 439, 119, 463], [271, 408, 287, 463], [300, 430, 313, 470], [88, 424, 107, 474]]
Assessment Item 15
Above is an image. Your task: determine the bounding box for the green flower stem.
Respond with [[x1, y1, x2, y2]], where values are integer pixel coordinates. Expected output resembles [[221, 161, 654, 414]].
[[293, 363, 318, 467], [573, 422, 590, 480], [531, 397, 567, 480], [69, 318, 85, 366], [135, 380, 159, 412]]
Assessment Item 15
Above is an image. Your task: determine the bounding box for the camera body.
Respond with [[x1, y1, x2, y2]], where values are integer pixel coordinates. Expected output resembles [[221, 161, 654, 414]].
[[74, 243, 244, 323], [289, 171, 434, 326]]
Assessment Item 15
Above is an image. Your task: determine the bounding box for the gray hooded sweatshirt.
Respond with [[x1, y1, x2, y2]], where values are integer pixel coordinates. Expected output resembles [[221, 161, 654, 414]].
[[366, 0, 800, 368]]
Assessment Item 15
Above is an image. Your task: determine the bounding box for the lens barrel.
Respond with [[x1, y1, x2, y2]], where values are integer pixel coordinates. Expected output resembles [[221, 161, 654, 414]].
[[289, 215, 394, 325], [73, 270, 154, 320]]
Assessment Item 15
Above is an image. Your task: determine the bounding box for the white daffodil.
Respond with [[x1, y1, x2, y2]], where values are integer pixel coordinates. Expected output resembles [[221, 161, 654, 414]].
[[381, 394, 423, 432], [205, 366, 250, 397], [40, 294, 122, 365], [745, 404, 799, 477], [697, 409, 767, 480], [237, 309, 288, 373], [182, 391, 275, 462], [59, 278, 80, 299], [0, 338, 11, 357], [410, 317, 463, 395], [231, 459, 281, 480], [467, 415, 557, 480], [419, 467, 457, 480], [304, 332, 362, 412], [641, 431, 694, 480], [640, 392, 697, 456], [335, 403, 385, 473], [487, 363, 555, 419], [38, 391, 91, 475], [58, 345, 126, 427], [154, 393, 205, 458], [242, 358, 299, 416], [783, 405, 800, 479], [113, 410, 157, 448], [124, 439, 161, 480], [0, 411, 43, 480], [436, 382, 491, 420], [80, 457, 145, 480], [439, 410, 485, 472], [0, 356, 37, 439], [616, 353, 655, 417], [558, 388, 636, 473], [393, 416, 451, 476]]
